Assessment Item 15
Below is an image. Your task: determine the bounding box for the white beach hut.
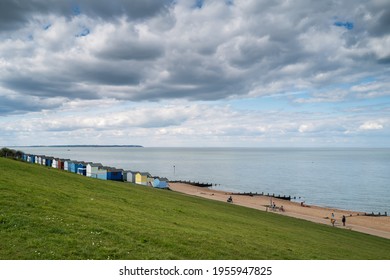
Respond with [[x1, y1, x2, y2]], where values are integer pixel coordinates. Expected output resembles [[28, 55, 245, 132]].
[[86, 163, 103, 178]]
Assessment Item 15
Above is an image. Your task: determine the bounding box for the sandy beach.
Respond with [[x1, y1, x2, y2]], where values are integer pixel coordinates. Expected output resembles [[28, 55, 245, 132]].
[[169, 182, 390, 239]]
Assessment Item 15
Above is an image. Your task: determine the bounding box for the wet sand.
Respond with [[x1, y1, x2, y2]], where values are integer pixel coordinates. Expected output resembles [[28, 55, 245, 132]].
[[169, 182, 390, 239]]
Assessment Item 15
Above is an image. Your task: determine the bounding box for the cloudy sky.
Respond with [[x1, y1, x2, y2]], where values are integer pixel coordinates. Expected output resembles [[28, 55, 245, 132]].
[[1, 0, 389, 147]]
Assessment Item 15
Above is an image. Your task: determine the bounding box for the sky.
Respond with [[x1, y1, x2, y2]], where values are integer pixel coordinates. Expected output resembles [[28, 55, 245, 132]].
[[0, 0, 389, 147]]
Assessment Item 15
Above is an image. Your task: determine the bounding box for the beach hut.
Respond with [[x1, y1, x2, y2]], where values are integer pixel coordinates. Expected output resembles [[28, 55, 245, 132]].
[[135, 172, 152, 186], [27, 154, 35, 163], [41, 156, 48, 166], [77, 162, 88, 176], [57, 159, 69, 170], [107, 168, 124, 181], [123, 170, 138, 183], [35, 155, 43, 165], [68, 161, 76, 173], [64, 160, 69, 171], [52, 158, 59, 168], [44, 156, 54, 167], [22, 154, 28, 162], [86, 163, 103, 178], [96, 166, 108, 180], [152, 177, 169, 189], [57, 159, 63, 169]]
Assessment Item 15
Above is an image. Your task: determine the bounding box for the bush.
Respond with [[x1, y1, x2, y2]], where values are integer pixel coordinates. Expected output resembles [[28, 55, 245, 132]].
[[0, 147, 24, 159]]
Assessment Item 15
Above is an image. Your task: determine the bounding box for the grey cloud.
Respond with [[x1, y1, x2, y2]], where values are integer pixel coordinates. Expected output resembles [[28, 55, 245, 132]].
[[0, 1, 30, 31], [366, 1, 390, 37], [96, 38, 164, 61], [2, 73, 99, 99], [0, 93, 64, 115], [76, 0, 173, 20], [69, 62, 143, 86], [0, 0, 173, 32]]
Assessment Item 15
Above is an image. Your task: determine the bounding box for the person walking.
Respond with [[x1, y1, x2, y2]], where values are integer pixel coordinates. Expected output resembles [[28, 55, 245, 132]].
[[342, 215, 346, 226]]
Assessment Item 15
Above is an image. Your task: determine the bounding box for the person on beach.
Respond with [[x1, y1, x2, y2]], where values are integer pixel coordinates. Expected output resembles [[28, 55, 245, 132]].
[[280, 205, 284, 212], [342, 215, 346, 226], [227, 196, 233, 203], [330, 213, 336, 226]]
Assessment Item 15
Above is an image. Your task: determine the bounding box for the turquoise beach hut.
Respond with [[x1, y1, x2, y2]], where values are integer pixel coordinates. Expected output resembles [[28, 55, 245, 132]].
[[152, 177, 169, 189]]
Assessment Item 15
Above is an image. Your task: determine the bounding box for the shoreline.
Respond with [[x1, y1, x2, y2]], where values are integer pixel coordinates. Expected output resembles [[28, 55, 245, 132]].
[[169, 182, 390, 239]]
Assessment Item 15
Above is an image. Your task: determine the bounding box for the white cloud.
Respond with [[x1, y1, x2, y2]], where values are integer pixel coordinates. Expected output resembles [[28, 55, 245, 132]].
[[359, 121, 384, 130]]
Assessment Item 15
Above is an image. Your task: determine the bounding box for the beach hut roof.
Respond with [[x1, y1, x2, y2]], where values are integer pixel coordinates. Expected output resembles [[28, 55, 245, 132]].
[[43, 156, 55, 159], [89, 163, 103, 167]]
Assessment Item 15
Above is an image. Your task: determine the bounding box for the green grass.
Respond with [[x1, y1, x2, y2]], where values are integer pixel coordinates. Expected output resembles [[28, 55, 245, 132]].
[[1, 157, 390, 259]]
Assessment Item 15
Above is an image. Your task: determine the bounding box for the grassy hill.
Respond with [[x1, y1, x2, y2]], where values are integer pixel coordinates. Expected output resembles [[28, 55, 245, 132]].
[[1, 157, 390, 260]]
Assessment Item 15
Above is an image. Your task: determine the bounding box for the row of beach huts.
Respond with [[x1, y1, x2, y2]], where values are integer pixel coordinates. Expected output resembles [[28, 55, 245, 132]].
[[21, 153, 169, 189]]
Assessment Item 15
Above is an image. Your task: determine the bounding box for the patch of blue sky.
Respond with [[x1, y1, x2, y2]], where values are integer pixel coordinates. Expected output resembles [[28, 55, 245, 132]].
[[72, 5, 81, 16], [43, 23, 51, 30], [193, 0, 233, 9], [359, 76, 376, 83], [194, 0, 204, 9], [76, 27, 90, 37], [334, 21, 354, 30]]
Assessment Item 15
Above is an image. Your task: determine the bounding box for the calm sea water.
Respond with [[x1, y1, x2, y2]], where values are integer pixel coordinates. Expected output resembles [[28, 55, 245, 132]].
[[18, 147, 390, 213]]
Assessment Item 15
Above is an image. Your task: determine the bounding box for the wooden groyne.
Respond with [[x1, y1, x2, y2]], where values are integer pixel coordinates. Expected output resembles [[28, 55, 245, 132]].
[[364, 212, 388, 217], [171, 180, 213, 188], [230, 192, 291, 201]]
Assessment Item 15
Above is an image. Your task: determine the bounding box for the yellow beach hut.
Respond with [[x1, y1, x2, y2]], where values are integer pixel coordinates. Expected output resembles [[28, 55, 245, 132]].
[[135, 172, 151, 186]]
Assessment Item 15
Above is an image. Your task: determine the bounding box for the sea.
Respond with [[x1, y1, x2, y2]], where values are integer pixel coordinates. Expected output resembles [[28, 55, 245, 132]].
[[16, 147, 390, 214]]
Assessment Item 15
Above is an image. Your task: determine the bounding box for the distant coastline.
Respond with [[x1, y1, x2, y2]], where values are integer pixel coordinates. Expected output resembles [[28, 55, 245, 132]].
[[13, 145, 144, 148]]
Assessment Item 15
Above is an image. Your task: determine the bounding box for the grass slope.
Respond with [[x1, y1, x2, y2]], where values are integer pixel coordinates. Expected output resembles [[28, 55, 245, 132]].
[[1, 157, 390, 260]]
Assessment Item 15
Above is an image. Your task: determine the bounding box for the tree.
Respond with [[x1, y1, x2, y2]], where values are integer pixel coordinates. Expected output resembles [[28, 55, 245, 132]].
[[0, 147, 24, 159]]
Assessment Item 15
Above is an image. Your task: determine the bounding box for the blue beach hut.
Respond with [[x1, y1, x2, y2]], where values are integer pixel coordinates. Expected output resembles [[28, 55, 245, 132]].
[[107, 168, 124, 181], [44, 157, 54, 167], [96, 167, 108, 180], [76, 162, 87, 176], [69, 161, 76, 173], [28, 154, 35, 163], [153, 177, 169, 189]]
